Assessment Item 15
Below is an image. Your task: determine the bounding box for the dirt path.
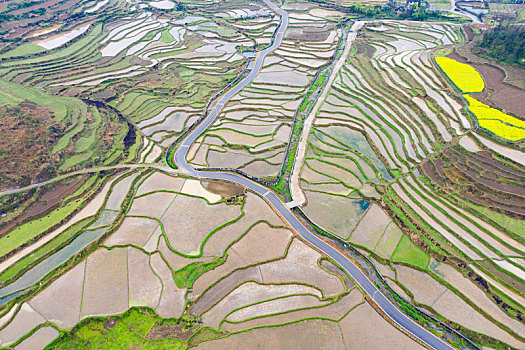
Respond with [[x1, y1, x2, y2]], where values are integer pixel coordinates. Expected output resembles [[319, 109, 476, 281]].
[[290, 21, 365, 207], [0, 164, 178, 197]]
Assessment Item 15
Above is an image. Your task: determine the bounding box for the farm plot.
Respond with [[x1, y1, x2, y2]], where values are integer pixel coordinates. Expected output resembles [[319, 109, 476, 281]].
[[298, 21, 472, 248], [435, 56, 524, 141], [0, 0, 273, 155], [191, 5, 343, 179], [0, 160, 402, 349], [393, 264, 525, 348], [293, 18, 525, 348]]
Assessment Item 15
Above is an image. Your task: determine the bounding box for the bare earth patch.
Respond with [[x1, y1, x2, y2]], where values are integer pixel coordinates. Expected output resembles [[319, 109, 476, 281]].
[[81, 248, 128, 319], [196, 319, 345, 349], [339, 302, 424, 349], [0, 303, 45, 346], [127, 247, 161, 308], [13, 326, 59, 350], [30, 260, 85, 329], [104, 216, 160, 247]]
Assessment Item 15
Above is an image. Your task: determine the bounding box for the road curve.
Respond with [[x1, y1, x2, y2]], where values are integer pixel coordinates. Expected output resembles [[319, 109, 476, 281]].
[[170, 1, 455, 349]]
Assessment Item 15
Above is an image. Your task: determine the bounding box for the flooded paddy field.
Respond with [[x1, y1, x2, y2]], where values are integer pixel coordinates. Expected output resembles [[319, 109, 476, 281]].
[[1, 0, 524, 347]]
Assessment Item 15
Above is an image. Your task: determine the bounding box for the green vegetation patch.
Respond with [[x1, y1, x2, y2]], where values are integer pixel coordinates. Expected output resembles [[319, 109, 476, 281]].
[[475, 24, 525, 66], [173, 257, 225, 289], [0, 43, 46, 59], [0, 201, 82, 258], [47, 308, 193, 349], [391, 235, 430, 269]]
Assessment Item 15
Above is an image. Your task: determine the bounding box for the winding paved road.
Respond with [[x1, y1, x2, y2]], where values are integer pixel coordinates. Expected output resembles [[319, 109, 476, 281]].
[[170, 1, 455, 349]]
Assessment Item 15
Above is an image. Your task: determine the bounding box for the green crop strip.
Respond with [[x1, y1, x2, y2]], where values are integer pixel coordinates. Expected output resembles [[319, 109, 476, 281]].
[[173, 258, 225, 289]]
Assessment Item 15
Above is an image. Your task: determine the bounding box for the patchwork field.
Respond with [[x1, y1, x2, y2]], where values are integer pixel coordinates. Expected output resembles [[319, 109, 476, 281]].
[[0, 0, 524, 349]]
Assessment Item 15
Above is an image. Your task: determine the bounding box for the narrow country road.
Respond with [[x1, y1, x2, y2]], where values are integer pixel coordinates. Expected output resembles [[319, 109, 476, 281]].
[[290, 20, 364, 207], [0, 164, 177, 197], [169, 1, 456, 349]]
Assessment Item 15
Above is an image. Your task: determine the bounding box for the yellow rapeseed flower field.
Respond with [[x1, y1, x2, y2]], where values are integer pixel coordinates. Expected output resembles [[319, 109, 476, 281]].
[[436, 57, 485, 93], [464, 95, 525, 141]]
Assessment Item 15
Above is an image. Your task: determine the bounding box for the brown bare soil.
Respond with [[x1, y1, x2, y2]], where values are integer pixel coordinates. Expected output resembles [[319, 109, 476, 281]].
[[355, 43, 374, 58], [0, 104, 57, 190], [0, 0, 83, 41], [421, 145, 525, 219], [449, 43, 525, 116], [0, 175, 85, 236], [285, 28, 329, 41], [202, 180, 245, 198], [478, 260, 525, 294], [147, 322, 196, 341], [471, 64, 525, 119], [192, 266, 261, 316], [463, 25, 474, 41]]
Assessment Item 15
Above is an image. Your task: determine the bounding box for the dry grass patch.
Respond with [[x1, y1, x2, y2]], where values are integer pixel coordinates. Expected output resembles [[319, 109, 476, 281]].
[[203, 180, 244, 198]]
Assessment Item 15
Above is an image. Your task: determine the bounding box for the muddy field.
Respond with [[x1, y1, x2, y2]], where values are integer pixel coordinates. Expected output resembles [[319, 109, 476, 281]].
[[421, 144, 525, 218]]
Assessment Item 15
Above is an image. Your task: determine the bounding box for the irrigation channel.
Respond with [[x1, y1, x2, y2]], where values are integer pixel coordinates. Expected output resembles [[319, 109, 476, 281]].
[[168, 0, 460, 349]]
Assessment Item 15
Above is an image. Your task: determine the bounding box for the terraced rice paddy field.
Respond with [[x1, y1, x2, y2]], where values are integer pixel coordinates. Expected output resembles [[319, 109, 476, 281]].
[[0, 0, 524, 348]]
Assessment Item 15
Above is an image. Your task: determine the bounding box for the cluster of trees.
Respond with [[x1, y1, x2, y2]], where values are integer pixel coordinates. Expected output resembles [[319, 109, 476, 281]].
[[0, 7, 46, 24], [476, 24, 525, 65], [6, 0, 43, 12], [317, 1, 445, 21]]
